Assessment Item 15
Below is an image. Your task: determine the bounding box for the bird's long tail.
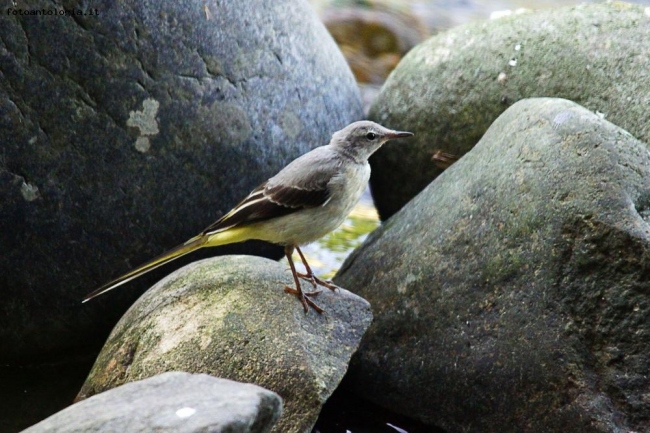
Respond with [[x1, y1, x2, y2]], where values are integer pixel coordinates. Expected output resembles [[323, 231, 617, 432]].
[[82, 235, 207, 303]]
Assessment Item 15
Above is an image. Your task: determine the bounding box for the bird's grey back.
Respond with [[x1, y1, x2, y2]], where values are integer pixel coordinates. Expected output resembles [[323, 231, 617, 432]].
[[268, 145, 347, 190]]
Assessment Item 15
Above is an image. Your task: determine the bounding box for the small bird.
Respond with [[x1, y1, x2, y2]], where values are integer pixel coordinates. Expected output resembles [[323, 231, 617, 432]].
[[83, 121, 413, 313]]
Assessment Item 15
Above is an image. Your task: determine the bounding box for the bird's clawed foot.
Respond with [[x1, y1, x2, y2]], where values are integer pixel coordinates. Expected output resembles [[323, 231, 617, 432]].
[[296, 272, 340, 292], [284, 285, 324, 314], [292, 245, 340, 292], [284, 245, 339, 314]]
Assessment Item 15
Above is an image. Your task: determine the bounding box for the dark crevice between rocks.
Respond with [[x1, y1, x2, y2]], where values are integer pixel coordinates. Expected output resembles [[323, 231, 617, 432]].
[[313, 377, 446, 433]]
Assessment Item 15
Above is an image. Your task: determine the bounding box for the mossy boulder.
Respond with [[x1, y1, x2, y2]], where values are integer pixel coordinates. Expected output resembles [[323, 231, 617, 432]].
[[337, 98, 650, 432], [78, 255, 372, 433], [368, 2, 650, 219]]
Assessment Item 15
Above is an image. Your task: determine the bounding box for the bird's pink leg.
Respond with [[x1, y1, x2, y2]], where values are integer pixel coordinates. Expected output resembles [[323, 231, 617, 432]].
[[284, 245, 324, 314], [295, 246, 340, 292]]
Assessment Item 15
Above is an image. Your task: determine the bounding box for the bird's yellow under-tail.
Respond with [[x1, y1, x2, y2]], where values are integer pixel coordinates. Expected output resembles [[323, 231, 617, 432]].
[[83, 225, 255, 302]]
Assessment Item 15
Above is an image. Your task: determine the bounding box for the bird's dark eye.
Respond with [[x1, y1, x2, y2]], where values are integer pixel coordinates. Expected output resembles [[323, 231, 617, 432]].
[[366, 132, 377, 140]]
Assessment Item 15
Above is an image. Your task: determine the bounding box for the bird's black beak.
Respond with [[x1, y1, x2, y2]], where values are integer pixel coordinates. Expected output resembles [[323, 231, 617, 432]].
[[386, 130, 414, 139]]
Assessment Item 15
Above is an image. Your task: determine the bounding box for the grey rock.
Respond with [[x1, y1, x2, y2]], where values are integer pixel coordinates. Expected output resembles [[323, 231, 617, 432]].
[[368, 2, 650, 219], [23, 372, 281, 433], [336, 98, 650, 432], [0, 0, 362, 364], [77, 255, 373, 433]]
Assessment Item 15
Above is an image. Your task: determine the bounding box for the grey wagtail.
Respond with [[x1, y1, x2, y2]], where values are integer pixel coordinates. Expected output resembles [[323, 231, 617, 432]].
[[83, 121, 413, 313]]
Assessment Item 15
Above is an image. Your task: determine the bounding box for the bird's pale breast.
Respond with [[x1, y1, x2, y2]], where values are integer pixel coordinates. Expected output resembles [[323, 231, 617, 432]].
[[249, 162, 371, 245]]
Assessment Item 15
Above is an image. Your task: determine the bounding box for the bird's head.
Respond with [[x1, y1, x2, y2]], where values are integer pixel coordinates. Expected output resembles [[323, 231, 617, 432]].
[[331, 120, 413, 162]]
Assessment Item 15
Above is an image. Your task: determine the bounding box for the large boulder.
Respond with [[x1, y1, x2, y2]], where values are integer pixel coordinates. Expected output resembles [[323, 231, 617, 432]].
[[77, 255, 373, 433], [0, 0, 362, 366], [23, 372, 282, 433], [368, 2, 650, 219], [336, 98, 650, 432]]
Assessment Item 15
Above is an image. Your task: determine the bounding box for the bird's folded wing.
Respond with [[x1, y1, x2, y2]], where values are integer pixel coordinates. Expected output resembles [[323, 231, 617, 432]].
[[201, 180, 331, 235], [201, 147, 344, 236]]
